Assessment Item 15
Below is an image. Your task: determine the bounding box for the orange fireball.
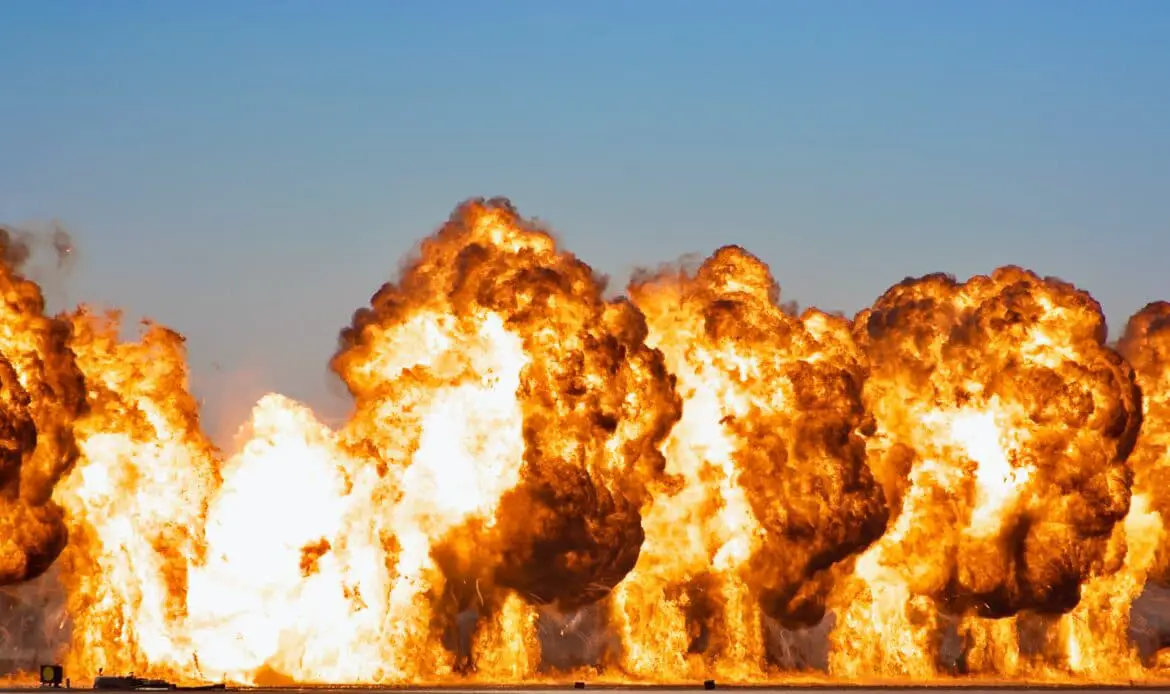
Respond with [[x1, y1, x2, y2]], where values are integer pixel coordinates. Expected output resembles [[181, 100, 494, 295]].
[[0, 227, 86, 587]]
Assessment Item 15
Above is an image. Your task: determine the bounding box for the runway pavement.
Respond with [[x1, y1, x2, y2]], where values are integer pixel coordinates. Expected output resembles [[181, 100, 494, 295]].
[[9, 683, 1170, 688]]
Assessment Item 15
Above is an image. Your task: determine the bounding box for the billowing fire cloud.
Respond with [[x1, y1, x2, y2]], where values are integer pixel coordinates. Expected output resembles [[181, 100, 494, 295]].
[[831, 267, 1142, 677], [1119, 302, 1170, 584], [0, 226, 86, 586], [1, 201, 1169, 687], [610, 247, 887, 679], [330, 197, 680, 675]]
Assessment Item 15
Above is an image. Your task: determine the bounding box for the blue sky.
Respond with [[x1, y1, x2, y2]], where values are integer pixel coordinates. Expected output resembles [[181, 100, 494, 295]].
[[2, 1, 1168, 443]]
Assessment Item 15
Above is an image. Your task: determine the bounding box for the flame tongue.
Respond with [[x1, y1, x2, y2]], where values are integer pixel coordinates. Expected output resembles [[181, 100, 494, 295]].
[[55, 310, 220, 679]]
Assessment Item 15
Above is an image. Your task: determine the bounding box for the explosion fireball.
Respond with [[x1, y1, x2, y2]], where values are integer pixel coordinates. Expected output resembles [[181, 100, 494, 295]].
[[832, 268, 1142, 678], [0, 226, 86, 587], [610, 247, 887, 680], [0, 201, 1169, 686]]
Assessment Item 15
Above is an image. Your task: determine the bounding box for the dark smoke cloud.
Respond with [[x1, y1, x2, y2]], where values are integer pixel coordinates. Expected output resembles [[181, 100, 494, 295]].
[[0, 222, 76, 290]]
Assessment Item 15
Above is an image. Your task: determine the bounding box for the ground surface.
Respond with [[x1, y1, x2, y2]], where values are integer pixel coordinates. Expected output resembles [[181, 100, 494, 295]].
[[7, 687, 1170, 693]]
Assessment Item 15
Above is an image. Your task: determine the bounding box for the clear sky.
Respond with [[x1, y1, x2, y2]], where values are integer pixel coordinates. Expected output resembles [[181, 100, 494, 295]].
[[2, 1, 1168, 444]]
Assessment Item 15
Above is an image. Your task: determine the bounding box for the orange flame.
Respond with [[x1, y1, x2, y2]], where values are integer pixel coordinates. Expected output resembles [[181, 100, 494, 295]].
[[611, 246, 886, 681], [0, 201, 1168, 686]]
